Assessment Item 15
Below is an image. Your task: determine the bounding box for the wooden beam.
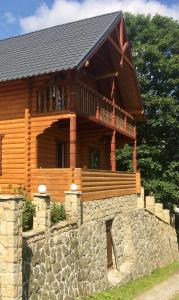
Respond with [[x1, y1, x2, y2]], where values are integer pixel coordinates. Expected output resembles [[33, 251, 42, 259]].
[[95, 72, 119, 81], [70, 115, 77, 168], [108, 36, 134, 70]]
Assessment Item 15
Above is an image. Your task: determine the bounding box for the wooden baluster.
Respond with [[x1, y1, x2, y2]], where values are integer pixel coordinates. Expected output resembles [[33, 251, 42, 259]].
[[133, 139, 137, 173], [96, 98, 99, 119], [36, 90, 39, 113], [49, 86, 53, 112], [70, 115, 77, 168], [69, 84, 76, 111], [111, 79, 116, 126], [124, 114, 127, 132], [55, 86, 59, 111], [111, 130, 116, 171]]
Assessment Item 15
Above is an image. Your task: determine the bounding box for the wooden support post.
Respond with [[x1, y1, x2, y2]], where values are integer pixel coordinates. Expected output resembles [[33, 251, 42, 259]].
[[70, 115, 77, 168], [111, 130, 116, 171], [111, 79, 116, 126], [133, 139, 137, 173]]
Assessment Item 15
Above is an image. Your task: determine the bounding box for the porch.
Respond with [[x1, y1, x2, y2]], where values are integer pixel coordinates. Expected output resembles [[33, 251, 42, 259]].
[[31, 116, 139, 201], [31, 168, 141, 202]]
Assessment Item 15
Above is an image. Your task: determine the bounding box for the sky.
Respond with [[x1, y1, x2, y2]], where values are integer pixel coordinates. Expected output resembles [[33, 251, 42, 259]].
[[0, 0, 178, 40]]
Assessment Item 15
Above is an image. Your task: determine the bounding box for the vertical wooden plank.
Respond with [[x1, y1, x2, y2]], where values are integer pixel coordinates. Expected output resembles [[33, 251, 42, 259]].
[[111, 130, 116, 171], [25, 79, 32, 193], [136, 172, 141, 194], [70, 115, 77, 168]]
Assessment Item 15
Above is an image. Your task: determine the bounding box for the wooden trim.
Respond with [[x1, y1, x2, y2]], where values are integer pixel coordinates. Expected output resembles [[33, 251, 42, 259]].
[[133, 139, 137, 173], [95, 72, 119, 81], [82, 188, 136, 201], [136, 172, 141, 194]]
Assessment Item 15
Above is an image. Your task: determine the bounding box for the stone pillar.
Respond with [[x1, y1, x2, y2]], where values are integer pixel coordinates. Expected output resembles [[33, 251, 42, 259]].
[[0, 195, 23, 300], [163, 209, 170, 224], [65, 191, 82, 225], [155, 202, 163, 219], [137, 197, 144, 209], [146, 196, 155, 214], [33, 194, 51, 231]]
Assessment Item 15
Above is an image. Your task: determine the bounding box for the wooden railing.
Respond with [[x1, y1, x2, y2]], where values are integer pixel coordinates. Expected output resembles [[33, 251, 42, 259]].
[[76, 82, 136, 137], [31, 168, 140, 202], [35, 82, 136, 137]]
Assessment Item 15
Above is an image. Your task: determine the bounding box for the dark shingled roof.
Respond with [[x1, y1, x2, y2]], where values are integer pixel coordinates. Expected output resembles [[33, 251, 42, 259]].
[[0, 11, 122, 82]]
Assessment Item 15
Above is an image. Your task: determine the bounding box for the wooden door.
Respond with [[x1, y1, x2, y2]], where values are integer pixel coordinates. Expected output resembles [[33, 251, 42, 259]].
[[106, 219, 113, 269]]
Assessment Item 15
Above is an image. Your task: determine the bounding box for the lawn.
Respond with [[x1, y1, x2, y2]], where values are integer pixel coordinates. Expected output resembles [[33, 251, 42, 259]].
[[172, 294, 179, 300], [82, 261, 179, 300]]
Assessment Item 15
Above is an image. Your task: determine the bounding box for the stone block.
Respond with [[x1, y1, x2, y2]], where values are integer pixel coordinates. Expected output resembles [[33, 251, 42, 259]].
[[163, 209, 170, 224], [146, 196, 155, 214], [155, 203, 163, 219], [137, 197, 144, 209]]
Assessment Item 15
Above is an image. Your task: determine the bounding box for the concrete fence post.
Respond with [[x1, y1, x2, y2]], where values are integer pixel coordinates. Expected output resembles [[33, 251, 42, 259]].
[[33, 194, 51, 231], [65, 191, 82, 225], [0, 195, 23, 300]]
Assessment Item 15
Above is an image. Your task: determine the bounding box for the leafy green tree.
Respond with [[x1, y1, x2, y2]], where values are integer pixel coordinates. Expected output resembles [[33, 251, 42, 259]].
[[118, 13, 179, 209]]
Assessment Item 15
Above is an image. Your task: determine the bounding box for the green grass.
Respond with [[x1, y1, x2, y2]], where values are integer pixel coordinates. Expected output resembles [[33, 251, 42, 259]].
[[82, 261, 179, 300], [171, 294, 179, 300]]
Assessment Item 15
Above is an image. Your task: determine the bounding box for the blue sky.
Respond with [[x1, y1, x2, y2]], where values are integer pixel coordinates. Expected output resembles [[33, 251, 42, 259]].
[[0, 0, 178, 40]]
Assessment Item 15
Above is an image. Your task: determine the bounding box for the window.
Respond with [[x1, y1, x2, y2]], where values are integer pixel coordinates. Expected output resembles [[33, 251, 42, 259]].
[[89, 148, 100, 169], [56, 142, 66, 168]]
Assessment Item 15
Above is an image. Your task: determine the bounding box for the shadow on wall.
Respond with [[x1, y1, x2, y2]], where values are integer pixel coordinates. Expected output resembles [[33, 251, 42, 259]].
[[22, 240, 33, 300], [175, 213, 179, 248]]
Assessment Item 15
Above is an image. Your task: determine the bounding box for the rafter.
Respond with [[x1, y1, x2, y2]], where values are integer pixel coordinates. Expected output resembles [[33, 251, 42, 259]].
[[95, 72, 119, 81], [108, 36, 134, 70]]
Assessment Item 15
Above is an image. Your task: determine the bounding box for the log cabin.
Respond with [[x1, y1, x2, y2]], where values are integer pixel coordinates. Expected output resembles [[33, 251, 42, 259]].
[[0, 11, 143, 202]]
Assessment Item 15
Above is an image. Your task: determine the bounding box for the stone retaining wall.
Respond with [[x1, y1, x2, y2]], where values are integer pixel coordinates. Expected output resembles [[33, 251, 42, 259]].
[[0, 193, 178, 299]]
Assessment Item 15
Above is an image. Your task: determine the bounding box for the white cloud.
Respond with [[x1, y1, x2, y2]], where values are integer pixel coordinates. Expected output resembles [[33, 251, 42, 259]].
[[20, 0, 179, 33], [3, 12, 16, 24]]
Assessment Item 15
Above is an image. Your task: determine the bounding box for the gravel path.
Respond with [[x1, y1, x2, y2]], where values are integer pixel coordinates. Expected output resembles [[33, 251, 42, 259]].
[[134, 271, 179, 300]]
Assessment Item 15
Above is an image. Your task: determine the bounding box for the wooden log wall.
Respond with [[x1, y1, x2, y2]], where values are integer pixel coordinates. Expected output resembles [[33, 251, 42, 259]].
[[81, 170, 137, 201], [31, 168, 74, 201], [0, 80, 26, 192]]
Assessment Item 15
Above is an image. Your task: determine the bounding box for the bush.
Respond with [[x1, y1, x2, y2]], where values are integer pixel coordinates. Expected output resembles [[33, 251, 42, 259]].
[[22, 199, 36, 232], [8, 184, 36, 232], [51, 202, 66, 225]]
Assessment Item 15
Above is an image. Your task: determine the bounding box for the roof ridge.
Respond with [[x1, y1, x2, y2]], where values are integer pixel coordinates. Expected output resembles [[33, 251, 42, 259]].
[[0, 10, 121, 43]]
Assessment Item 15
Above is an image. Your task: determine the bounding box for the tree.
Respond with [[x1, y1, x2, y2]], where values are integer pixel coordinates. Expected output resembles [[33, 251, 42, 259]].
[[118, 13, 179, 209]]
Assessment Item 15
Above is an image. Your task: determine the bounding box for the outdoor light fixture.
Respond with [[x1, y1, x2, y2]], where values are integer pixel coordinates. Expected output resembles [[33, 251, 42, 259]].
[[70, 183, 78, 191], [38, 185, 47, 194]]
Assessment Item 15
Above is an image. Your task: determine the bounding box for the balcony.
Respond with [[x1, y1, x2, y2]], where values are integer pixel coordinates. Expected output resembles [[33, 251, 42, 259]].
[[35, 82, 136, 138]]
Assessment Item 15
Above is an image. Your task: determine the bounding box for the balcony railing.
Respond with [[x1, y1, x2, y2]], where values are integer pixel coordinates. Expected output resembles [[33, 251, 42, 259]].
[[35, 81, 136, 138], [31, 168, 140, 202]]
